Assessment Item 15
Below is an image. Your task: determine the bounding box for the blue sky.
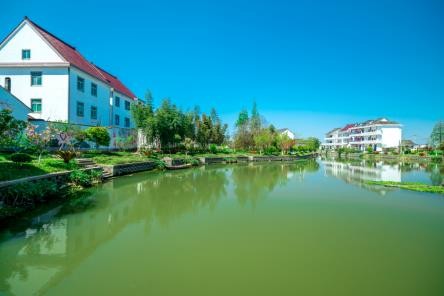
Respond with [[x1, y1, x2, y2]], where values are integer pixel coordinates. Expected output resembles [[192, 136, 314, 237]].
[[2, 0, 443, 142]]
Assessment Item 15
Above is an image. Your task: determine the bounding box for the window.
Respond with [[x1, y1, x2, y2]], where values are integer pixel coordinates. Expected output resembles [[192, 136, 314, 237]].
[[77, 76, 85, 92], [4, 77, 11, 92], [91, 106, 97, 120], [115, 96, 120, 107], [115, 114, 120, 126], [91, 83, 97, 97], [124, 100, 131, 110], [76, 101, 84, 117], [124, 117, 130, 127], [31, 98, 42, 112], [22, 49, 31, 60], [31, 72, 42, 86]]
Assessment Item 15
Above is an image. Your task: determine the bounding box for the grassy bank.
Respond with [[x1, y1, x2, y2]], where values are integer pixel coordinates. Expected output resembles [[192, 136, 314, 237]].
[[365, 181, 444, 194], [0, 153, 78, 181]]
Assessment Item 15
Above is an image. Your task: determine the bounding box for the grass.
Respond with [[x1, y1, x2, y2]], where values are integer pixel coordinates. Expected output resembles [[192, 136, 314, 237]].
[[0, 153, 78, 182], [365, 181, 444, 194]]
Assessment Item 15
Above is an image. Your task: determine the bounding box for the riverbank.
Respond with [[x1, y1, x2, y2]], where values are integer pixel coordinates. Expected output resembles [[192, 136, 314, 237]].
[[0, 153, 317, 223], [365, 181, 444, 194], [321, 150, 444, 163]]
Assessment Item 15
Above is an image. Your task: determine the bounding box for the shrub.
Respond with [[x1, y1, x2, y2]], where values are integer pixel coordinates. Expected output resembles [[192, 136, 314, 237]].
[[69, 169, 102, 187], [366, 146, 373, 153], [155, 159, 166, 170], [190, 157, 201, 166], [10, 153, 33, 163], [209, 144, 217, 154], [419, 152, 426, 157], [0, 180, 59, 207], [85, 127, 110, 149], [56, 150, 78, 163]]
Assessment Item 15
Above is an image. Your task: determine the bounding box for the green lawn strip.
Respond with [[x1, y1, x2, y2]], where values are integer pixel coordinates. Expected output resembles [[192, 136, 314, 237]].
[[0, 157, 78, 181], [365, 181, 444, 194]]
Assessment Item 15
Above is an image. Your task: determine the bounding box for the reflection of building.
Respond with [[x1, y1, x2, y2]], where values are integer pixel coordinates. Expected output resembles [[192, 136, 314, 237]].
[[322, 118, 402, 152], [323, 159, 401, 183]]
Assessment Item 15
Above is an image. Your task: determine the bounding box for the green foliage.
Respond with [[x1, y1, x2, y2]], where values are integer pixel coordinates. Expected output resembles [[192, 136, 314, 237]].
[[254, 128, 274, 154], [209, 143, 217, 154], [10, 152, 32, 163], [56, 150, 78, 164], [69, 169, 102, 187], [0, 109, 26, 148], [429, 121, 444, 148], [85, 127, 111, 148], [366, 181, 444, 194], [0, 180, 59, 207], [366, 146, 373, 153]]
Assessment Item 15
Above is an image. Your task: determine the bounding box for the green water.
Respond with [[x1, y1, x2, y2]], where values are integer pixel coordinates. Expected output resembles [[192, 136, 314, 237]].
[[1, 159, 444, 296]]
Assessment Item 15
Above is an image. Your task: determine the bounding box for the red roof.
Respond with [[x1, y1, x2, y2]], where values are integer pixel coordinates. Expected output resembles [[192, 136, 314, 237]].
[[27, 19, 136, 99], [340, 124, 355, 131]]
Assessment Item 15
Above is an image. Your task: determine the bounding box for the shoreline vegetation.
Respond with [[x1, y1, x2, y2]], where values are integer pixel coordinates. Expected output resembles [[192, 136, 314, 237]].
[[365, 181, 444, 194], [0, 155, 316, 224]]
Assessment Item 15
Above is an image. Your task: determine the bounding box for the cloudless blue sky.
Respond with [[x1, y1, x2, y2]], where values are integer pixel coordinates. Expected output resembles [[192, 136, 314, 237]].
[[2, 0, 443, 142]]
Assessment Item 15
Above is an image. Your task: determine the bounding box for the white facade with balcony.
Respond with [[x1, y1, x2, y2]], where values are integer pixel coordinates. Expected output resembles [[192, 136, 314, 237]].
[[322, 118, 402, 152], [0, 18, 138, 148]]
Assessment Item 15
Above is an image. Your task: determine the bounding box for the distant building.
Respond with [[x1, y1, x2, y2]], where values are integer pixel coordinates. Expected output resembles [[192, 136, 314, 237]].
[[0, 85, 32, 121], [401, 140, 416, 150], [0, 17, 138, 148], [321, 118, 402, 152], [277, 128, 296, 140]]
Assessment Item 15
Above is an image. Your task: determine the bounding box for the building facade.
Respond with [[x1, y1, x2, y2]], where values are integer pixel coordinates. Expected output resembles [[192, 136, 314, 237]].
[[322, 118, 402, 152], [0, 17, 138, 147], [277, 128, 296, 140]]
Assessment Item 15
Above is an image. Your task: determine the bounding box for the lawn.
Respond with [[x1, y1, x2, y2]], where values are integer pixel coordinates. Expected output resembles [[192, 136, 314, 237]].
[[0, 153, 78, 182], [366, 181, 444, 194]]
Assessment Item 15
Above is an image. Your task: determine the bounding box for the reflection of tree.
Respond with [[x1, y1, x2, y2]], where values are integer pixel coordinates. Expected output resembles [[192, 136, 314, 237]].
[[0, 161, 322, 294], [426, 164, 444, 186], [232, 161, 319, 207]]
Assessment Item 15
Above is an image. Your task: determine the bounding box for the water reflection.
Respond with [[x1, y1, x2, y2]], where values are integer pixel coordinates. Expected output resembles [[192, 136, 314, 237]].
[[0, 160, 319, 295], [322, 158, 444, 193]]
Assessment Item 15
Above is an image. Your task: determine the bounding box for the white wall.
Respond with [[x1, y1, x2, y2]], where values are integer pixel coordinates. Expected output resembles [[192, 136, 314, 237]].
[[0, 22, 64, 64], [0, 67, 69, 121], [381, 127, 402, 148], [68, 67, 112, 126], [0, 86, 31, 121]]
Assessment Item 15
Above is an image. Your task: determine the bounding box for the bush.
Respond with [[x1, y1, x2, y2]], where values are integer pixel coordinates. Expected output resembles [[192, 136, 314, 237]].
[[209, 144, 217, 154], [190, 157, 201, 166], [419, 152, 426, 157], [10, 153, 33, 163], [0, 180, 59, 207], [56, 150, 78, 163], [69, 169, 102, 187], [85, 127, 110, 148]]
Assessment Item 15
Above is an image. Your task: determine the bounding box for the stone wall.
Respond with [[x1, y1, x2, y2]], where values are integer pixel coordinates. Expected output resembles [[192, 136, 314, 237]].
[[0, 167, 103, 190], [102, 161, 157, 177]]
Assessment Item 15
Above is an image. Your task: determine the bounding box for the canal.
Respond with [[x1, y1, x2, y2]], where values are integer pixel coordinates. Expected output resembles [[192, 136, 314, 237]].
[[1, 159, 443, 295]]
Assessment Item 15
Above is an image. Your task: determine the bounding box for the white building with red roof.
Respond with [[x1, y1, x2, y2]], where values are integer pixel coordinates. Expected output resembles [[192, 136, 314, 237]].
[[322, 118, 402, 152], [0, 17, 138, 147]]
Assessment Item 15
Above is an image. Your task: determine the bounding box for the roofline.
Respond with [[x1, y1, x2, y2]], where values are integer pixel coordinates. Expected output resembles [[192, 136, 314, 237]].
[[0, 85, 33, 112], [1, 17, 137, 100]]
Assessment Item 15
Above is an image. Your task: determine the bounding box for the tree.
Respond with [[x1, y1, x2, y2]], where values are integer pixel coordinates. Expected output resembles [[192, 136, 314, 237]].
[[155, 99, 186, 150], [430, 121, 444, 148], [48, 122, 82, 163], [85, 127, 111, 149], [234, 109, 253, 150], [25, 124, 51, 162], [250, 101, 261, 136], [0, 109, 26, 148], [254, 129, 274, 154], [277, 134, 296, 155], [196, 114, 212, 149], [131, 90, 157, 149], [306, 137, 321, 151]]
